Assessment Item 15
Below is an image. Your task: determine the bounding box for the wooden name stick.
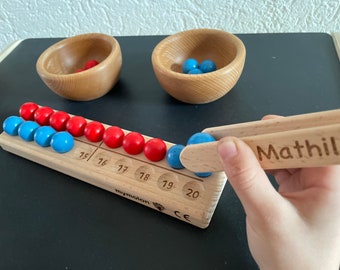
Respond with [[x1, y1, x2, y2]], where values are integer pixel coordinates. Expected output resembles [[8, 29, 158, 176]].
[[180, 109, 340, 172]]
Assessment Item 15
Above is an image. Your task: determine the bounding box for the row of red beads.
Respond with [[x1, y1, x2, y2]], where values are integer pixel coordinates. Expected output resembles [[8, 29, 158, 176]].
[[19, 102, 167, 162]]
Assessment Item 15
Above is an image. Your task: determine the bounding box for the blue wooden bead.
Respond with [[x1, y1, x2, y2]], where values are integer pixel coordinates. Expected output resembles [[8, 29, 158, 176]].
[[3, 116, 24, 136], [34, 126, 56, 147], [199, 59, 217, 73], [188, 68, 203, 74], [182, 58, 199, 74], [18, 121, 40, 141], [187, 132, 215, 177], [50, 131, 74, 153], [166, 144, 185, 169], [195, 172, 212, 178], [187, 132, 216, 145]]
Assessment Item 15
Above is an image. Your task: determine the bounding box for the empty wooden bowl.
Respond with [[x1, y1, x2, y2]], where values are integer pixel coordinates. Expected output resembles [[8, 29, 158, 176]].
[[151, 29, 246, 104], [36, 33, 122, 101]]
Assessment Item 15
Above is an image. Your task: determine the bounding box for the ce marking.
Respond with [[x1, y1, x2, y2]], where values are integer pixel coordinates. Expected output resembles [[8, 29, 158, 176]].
[[174, 211, 191, 222]]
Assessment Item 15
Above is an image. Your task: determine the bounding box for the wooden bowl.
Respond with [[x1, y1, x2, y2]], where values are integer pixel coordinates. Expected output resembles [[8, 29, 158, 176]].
[[151, 29, 246, 104], [36, 33, 122, 101]]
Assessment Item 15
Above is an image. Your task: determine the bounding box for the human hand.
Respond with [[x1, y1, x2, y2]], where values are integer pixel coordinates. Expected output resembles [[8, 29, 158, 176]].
[[217, 116, 340, 270]]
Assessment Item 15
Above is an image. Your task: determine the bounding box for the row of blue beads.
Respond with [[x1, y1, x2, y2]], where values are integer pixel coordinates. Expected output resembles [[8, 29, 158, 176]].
[[3, 115, 74, 153]]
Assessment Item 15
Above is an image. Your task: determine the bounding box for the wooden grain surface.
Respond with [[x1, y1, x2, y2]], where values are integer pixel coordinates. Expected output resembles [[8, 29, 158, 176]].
[[181, 109, 340, 172]]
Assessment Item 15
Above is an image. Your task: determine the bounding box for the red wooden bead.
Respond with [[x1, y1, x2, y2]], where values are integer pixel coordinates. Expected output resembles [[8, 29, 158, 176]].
[[103, 126, 125, 148], [49, 111, 70, 131], [144, 138, 167, 162], [84, 60, 99, 70], [66, 116, 87, 137], [84, 121, 105, 142], [34, 106, 54, 126], [122, 132, 145, 155], [19, 102, 39, 120]]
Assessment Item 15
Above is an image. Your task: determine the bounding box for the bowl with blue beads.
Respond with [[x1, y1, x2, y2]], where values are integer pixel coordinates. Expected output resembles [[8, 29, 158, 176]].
[[151, 28, 246, 104]]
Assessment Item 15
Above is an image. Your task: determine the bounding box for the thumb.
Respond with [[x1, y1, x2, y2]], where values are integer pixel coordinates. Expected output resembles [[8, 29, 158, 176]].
[[217, 137, 281, 218]]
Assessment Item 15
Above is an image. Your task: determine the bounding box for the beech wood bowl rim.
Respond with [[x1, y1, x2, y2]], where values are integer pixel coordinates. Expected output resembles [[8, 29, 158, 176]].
[[36, 33, 121, 79]]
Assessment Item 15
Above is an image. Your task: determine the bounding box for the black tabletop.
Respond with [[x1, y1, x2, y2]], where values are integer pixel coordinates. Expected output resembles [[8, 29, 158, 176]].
[[1, 33, 340, 269]]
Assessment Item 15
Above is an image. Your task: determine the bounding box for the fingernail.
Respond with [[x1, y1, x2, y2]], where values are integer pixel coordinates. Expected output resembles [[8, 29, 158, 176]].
[[218, 139, 238, 159]]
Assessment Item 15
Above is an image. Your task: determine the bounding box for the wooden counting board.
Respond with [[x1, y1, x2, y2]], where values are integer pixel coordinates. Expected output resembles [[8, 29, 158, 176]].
[[0, 106, 227, 229]]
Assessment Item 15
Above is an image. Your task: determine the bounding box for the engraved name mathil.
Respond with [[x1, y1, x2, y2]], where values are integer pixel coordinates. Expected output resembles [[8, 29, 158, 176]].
[[256, 137, 339, 161]]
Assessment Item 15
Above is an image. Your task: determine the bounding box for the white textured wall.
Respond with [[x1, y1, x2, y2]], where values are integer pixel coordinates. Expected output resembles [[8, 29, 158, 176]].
[[1, 0, 340, 52]]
